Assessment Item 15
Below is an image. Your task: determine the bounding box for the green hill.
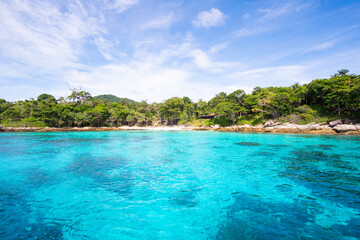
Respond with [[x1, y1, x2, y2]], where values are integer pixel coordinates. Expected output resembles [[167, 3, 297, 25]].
[[93, 94, 136, 105]]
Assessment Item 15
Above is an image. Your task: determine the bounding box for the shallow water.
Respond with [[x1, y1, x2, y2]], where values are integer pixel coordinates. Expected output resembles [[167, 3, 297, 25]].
[[0, 131, 359, 239]]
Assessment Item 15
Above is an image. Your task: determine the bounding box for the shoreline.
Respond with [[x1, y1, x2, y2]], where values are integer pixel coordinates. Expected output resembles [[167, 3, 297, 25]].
[[1, 121, 360, 135]]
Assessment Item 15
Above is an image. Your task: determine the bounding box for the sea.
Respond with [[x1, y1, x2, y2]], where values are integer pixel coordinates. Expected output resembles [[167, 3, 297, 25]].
[[0, 131, 359, 239]]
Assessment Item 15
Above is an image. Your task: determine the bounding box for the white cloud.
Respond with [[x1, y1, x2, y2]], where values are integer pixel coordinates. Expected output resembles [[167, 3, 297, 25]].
[[305, 42, 335, 52], [208, 42, 228, 54], [94, 36, 117, 61], [0, 0, 103, 72], [141, 12, 174, 30], [190, 49, 240, 73], [235, 28, 262, 37], [257, 1, 312, 22], [229, 65, 309, 87], [243, 13, 250, 19], [190, 49, 212, 69], [107, 0, 138, 13], [192, 8, 226, 28], [258, 5, 292, 21], [65, 63, 189, 101], [64, 61, 251, 102]]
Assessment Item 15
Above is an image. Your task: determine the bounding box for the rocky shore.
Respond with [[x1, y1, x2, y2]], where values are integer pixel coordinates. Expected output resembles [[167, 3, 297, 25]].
[[195, 119, 360, 135], [1, 119, 359, 135]]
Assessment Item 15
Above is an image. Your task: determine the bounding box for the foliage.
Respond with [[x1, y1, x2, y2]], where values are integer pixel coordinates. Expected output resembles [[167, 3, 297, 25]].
[[1, 70, 359, 127], [93, 94, 136, 105]]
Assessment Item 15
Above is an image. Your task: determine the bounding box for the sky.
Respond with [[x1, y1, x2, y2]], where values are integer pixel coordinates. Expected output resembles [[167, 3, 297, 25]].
[[1, 0, 360, 102]]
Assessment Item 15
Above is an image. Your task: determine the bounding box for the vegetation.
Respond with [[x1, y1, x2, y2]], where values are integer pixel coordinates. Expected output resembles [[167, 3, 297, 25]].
[[93, 94, 137, 105], [1, 70, 359, 127]]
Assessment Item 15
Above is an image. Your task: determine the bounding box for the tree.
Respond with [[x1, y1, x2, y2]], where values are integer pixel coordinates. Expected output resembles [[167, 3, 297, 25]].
[[37, 94, 57, 103], [67, 89, 92, 103], [211, 102, 240, 126]]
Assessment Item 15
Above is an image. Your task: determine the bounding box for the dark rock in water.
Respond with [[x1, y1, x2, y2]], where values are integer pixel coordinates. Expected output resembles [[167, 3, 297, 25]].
[[22, 167, 57, 188], [305, 144, 336, 150], [281, 149, 360, 209], [169, 192, 197, 207], [235, 142, 261, 146], [169, 187, 200, 208], [216, 191, 318, 240], [213, 146, 226, 149], [266, 144, 291, 148], [66, 154, 134, 197], [256, 151, 275, 156], [316, 144, 336, 150]]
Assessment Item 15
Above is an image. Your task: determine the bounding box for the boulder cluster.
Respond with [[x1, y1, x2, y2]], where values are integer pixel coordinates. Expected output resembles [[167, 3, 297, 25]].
[[198, 119, 360, 135], [0, 120, 359, 135]]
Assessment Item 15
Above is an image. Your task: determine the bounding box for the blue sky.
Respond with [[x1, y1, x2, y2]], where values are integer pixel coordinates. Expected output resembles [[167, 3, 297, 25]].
[[1, 0, 360, 102]]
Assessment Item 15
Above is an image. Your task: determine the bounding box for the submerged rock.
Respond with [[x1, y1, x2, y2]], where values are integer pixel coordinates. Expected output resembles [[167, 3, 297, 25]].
[[235, 142, 261, 146]]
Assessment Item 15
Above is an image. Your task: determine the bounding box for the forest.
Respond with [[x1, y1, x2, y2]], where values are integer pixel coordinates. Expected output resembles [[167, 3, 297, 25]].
[[1, 70, 359, 127]]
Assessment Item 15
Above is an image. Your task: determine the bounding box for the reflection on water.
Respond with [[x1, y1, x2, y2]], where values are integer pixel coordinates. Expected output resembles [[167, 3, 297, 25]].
[[0, 131, 359, 239]]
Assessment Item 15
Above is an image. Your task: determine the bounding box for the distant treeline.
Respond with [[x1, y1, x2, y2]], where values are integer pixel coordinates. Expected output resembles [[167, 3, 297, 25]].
[[1, 70, 359, 127]]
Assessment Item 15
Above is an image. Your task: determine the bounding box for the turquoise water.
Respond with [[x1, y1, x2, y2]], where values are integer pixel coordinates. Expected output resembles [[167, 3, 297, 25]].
[[0, 131, 359, 239]]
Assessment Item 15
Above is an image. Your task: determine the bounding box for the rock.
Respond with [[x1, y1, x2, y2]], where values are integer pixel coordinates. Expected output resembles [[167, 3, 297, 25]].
[[296, 125, 311, 131], [264, 127, 274, 132], [333, 124, 357, 133], [235, 142, 261, 146], [211, 125, 220, 129], [309, 124, 321, 130], [343, 118, 353, 124], [328, 119, 353, 127], [354, 124, 360, 131], [238, 124, 251, 129], [329, 119, 343, 127], [264, 120, 277, 127]]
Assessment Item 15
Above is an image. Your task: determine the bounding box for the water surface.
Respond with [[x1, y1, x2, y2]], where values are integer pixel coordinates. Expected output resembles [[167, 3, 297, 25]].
[[0, 131, 359, 239]]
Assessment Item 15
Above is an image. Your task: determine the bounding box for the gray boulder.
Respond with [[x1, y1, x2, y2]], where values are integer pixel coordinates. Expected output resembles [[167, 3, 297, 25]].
[[333, 124, 357, 133], [264, 120, 275, 127], [329, 119, 343, 127], [343, 118, 353, 124], [264, 120, 281, 127]]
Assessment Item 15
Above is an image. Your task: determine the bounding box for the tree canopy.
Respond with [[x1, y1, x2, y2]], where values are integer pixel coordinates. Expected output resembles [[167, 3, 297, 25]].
[[1, 70, 359, 127]]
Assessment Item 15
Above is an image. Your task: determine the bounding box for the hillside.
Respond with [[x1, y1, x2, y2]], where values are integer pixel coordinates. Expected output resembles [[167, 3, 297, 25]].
[[93, 94, 136, 105]]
